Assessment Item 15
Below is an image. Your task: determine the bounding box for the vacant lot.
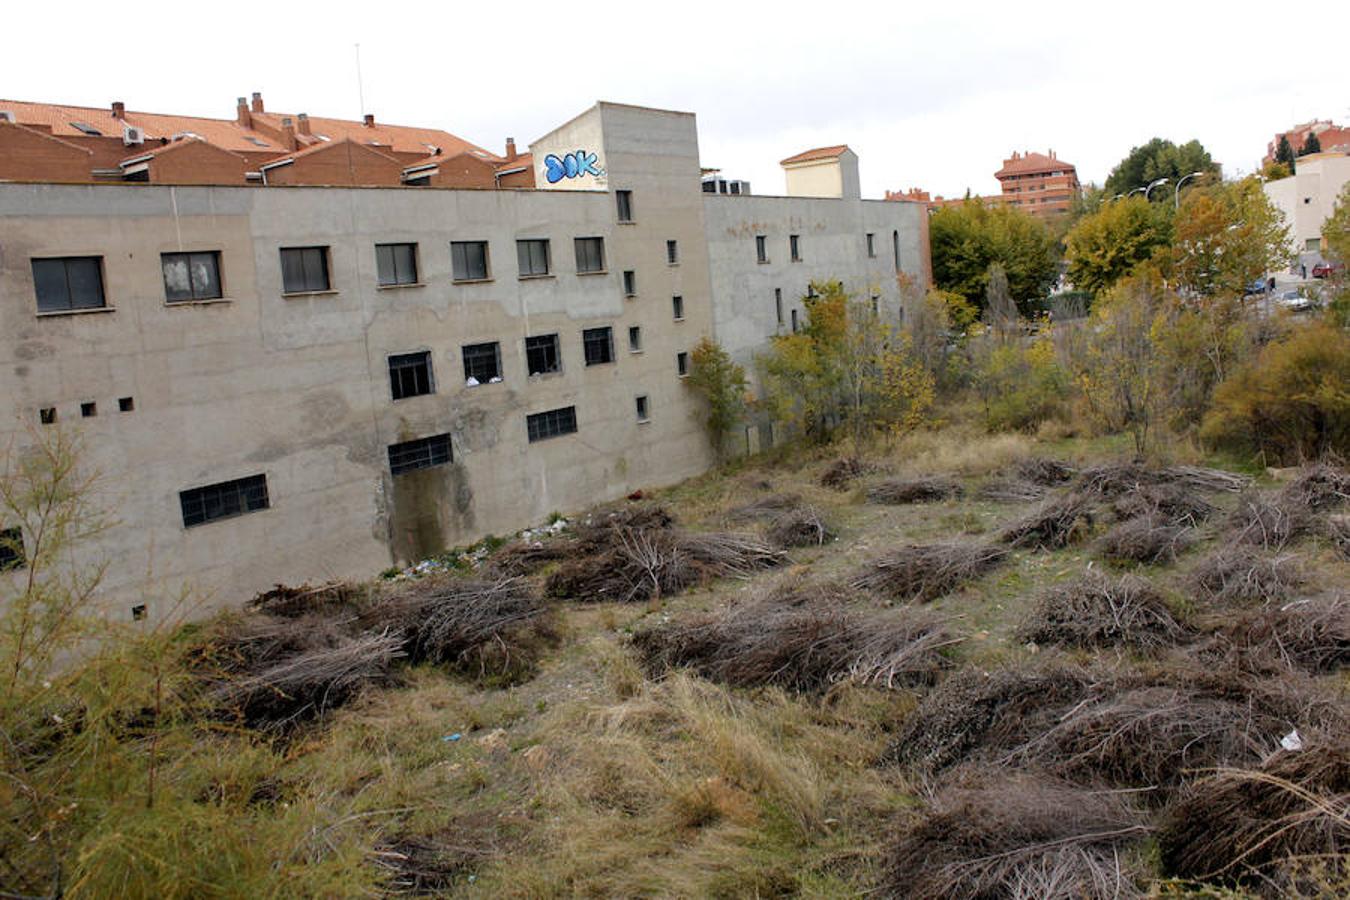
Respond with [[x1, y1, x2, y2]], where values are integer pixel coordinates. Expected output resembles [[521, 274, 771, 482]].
[[5, 426, 1347, 898]]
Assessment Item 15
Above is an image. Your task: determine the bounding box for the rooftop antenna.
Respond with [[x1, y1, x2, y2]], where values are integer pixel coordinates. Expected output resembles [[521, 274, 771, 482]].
[[355, 43, 366, 119]]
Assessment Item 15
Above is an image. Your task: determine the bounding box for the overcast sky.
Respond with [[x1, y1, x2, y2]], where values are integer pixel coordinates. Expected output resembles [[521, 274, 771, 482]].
[[8, 2, 1348, 199]]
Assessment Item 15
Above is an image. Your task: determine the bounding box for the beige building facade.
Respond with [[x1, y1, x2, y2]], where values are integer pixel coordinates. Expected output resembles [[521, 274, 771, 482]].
[[0, 102, 927, 621], [1263, 152, 1350, 264]]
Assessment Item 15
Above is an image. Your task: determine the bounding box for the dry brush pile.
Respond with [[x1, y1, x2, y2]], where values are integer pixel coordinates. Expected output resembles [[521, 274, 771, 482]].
[[1016, 571, 1186, 651], [852, 540, 1009, 603], [866, 476, 963, 505]]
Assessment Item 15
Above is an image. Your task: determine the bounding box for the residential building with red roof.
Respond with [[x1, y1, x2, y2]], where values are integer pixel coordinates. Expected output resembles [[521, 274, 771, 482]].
[[1266, 120, 1350, 163], [994, 150, 1079, 218]]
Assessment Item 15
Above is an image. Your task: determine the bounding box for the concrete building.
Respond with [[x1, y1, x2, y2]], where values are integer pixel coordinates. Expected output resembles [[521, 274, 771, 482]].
[[780, 146, 860, 200], [994, 150, 1079, 218], [1263, 151, 1350, 267], [0, 100, 928, 622]]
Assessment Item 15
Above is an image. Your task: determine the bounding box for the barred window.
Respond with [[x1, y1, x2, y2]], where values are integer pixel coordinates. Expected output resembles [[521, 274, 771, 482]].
[[462, 342, 501, 384], [162, 251, 222, 302], [32, 257, 106, 313], [376, 243, 418, 286], [451, 241, 490, 281], [527, 406, 578, 443], [389, 351, 434, 400], [582, 327, 614, 366], [180, 475, 269, 528], [280, 246, 330, 293], [517, 239, 551, 277], [525, 334, 561, 376], [574, 237, 605, 274], [388, 434, 452, 476]]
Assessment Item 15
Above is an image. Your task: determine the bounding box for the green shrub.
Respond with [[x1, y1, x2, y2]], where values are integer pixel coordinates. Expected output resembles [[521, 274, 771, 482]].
[[975, 334, 1070, 433]]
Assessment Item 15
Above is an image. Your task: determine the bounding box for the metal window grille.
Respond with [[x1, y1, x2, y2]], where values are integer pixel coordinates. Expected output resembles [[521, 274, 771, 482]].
[[180, 474, 269, 528], [525, 334, 561, 375], [526, 406, 577, 442], [389, 351, 433, 400], [388, 434, 452, 476], [583, 327, 614, 366], [462, 342, 501, 383]]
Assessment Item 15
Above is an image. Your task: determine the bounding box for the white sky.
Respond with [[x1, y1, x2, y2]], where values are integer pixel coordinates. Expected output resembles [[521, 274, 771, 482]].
[[7, 1, 1347, 199]]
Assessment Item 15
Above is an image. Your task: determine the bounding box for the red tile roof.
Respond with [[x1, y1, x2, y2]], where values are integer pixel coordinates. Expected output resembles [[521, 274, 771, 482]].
[[995, 151, 1076, 178], [780, 145, 851, 166], [120, 135, 248, 166], [252, 111, 497, 160]]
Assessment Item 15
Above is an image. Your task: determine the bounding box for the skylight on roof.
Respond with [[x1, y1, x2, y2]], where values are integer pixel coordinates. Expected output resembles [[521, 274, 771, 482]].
[[472, 150, 489, 159], [245, 137, 269, 147], [70, 121, 103, 136]]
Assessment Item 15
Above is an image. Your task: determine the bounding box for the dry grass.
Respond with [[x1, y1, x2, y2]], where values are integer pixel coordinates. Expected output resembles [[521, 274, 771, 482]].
[[888, 429, 1034, 477], [1015, 457, 1077, 486], [632, 588, 960, 691], [763, 506, 833, 548], [1016, 571, 1185, 651], [1190, 548, 1304, 605], [883, 772, 1150, 900], [866, 476, 963, 505], [1095, 514, 1195, 565], [977, 477, 1047, 503], [820, 457, 871, 489], [998, 491, 1097, 549], [1158, 739, 1350, 889], [852, 540, 1009, 603], [725, 492, 802, 522]]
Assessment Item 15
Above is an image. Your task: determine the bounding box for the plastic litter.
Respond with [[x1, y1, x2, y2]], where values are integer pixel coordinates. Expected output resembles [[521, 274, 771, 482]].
[[1280, 729, 1303, 752], [442, 732, 462, 742]]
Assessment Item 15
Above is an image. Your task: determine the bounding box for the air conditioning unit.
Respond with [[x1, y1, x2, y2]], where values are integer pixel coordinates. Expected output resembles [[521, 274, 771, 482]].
[[123, 124, 146, 146], [0, 111, 15, 124]]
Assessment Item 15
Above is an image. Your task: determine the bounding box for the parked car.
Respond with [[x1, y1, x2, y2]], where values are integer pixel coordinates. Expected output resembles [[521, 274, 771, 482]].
[[1274, 289, 1316, 312], [1311, 262, 1343, 278], [1243, 278, 1268, 296]]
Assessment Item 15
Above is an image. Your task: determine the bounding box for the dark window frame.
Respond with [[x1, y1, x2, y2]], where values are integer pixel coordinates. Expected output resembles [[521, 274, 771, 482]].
[[582, 326, 615, 366], [451, 240, 491, 282], [462, 342, 502, 384], [375, 242, 419, 287], [574, 237, 606, 274], [775, 287, 783, 325], [676, 351, 690, 377], [672, 295, 685, 321], [0, 527, 25, 571], [628, 325, 642, 352], [525, 333, 562, 376], [161, 251, 223, 302], [180, 474, 270, 529], [31, 256, 107, 313], [279, 246, 331, 294], [866, 232, 876, 258], [516, 238, 551, 278], [388, 433, 452, 476], [635, 395, 650, 422], [388, 351, 434, 401], [789, 234, 801, 262], [666, 239, 679, 265], [526, 406, 578, 443], [756, 235, 768, 263], [622, 269, 637, 297], [616, 190, 634, 223]]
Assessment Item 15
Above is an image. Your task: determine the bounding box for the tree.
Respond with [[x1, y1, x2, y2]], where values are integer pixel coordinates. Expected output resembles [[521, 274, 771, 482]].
[[928, 200, 1059, 314], [1259, 160, 1292, 181], [1275, 134, 1296, 173], [1300, 131, 1321, 155], [1063, 196, 1171, 296], [1321, 184, 1350, 325], [1163, 177, 1291, 298], [983, 262, 1019, 336], [1103, 138, 1220, 198], [685, 337, 748, 460]]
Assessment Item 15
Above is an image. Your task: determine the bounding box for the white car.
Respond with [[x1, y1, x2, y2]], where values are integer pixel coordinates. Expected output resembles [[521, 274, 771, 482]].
[[1274, 289, 1315, 312]]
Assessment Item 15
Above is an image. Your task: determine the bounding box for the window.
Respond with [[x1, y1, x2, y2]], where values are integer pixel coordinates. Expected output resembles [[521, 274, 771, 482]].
[[462, 342, 502, 384], [375, 243, 418, 286], [672, 295, 685, 321], [1305, 238, 1321, 251], [131, 605, 147, 621], [517, 239, 551, 277], [789, 234, 801, 262], [871, 294, 880, 316], [574, 237, 605, 274], [525, 334, 561, 376], [666, 240, 679, 265], [280, 246, 330, 294], [527, 406, 578, 442], [32, 257, 106, 313], [866, 233, 876, 258], [583, 327, 615, 366], [893, 230, 901, 273], [775, 288, 783, 325], [119, 397, 135, 412], [389, 351, 434, 400], [0, 527, 25, 571], [676, 352, 689, 376], [162, 251, 223, 302], [616, 190, 634, 222], [451, 241, 490, 281], [388, 433, 452, 476], [180, 474, 269, 528], [628, 325, 642, 352], [756, 235, 768, 263], [791, 309, 799, 333], [635, 395, 650, 422], [623, 270, 637, 297], [80, 401, 96, 418], [39, 408, 56, 425]]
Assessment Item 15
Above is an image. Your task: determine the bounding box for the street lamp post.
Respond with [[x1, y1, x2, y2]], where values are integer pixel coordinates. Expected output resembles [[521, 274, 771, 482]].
[[1174, 171, 1204, 210], [1144, 177, 1169, 200]]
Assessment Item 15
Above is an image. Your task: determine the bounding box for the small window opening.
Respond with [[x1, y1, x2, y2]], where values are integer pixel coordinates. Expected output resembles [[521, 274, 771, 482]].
[[119, 397, 135, 412], [80, 401, 97, 418], [39, 408, 56, 425]]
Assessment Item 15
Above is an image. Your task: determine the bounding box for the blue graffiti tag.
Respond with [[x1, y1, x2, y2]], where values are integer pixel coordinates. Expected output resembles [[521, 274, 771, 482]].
[[544, 150, 604, 183]]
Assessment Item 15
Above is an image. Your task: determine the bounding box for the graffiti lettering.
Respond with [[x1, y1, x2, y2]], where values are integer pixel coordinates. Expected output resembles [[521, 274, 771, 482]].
[[544, 150, 604, 184]]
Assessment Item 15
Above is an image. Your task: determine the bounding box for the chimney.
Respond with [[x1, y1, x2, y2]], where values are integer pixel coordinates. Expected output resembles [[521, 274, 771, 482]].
[[363, 113, 375, 128], [236, 96, 251, 127], [251, 91, 264, 113], [297, 112, 312, 136], [111, 101, 125, 120], [505, 137, 517, 161], [280, 117, 298, 151]]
